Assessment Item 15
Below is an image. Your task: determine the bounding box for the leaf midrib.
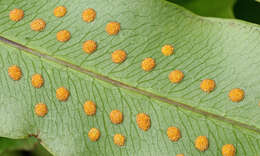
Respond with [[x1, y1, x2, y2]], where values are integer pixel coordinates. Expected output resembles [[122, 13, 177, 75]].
[[0, 36, 259, 134]]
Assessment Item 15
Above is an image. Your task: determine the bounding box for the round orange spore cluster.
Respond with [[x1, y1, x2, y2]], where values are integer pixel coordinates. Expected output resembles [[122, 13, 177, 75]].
[[222, 144, 235, 156], [161, 45, 174, 56], [56, 87, 70, 101], [195, 136, 209, 152], [54, 6, 67, 18], [8, 65, 22, 81], [136, 113, 151, 131], [167, 126, 181, 142], [111, 50, 127, 64], [82, 8, 96, 22], [113, 134, 125, 146], [141, 58, 156, 71], [176, 154, 184, 156], [9, 8, 24, 21], [200, 79, 216, 93], [82, 40, 97, 54], [31, 74, 44, 88], [30, 19, 46, 31], [34, 103, 48, 117], [228, 88, 244, 102], [110, 110, 123, 124], [83, 100, 96, 116], [56, 30, 71, 42], [106, 22, 120, 35], [168, 70, 184, 83], [88, 128, 100, 141]]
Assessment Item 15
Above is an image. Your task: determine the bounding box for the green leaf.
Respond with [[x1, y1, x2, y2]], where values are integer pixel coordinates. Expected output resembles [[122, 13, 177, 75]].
[[168, 0, 236, 18], [0, 0, 259, 156], [0, 137, 38, 154]]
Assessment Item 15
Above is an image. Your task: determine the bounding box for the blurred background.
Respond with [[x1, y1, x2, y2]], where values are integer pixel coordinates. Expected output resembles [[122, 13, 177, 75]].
[[1, 0, 260, 155], [0, 137, 51, 156], [171, 0, 260, 24]]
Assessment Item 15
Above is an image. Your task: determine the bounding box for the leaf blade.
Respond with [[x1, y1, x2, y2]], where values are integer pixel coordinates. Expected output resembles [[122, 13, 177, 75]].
[[0, 0, 259, 155], [0, 0, 259, 129], [0, 39, 259, 155]]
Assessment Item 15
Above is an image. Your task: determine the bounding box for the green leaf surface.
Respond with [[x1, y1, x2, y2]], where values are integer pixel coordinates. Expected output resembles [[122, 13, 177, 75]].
[[168, 0, 236, 18], [0, 0, 259, 156], [0, 137, 38, 154]]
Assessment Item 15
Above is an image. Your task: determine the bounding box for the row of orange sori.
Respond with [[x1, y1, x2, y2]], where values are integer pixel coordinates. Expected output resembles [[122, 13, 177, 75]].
[[7, 6, 238, 156], [9, 7, 245, 103], [7, 65, 236, 155]]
